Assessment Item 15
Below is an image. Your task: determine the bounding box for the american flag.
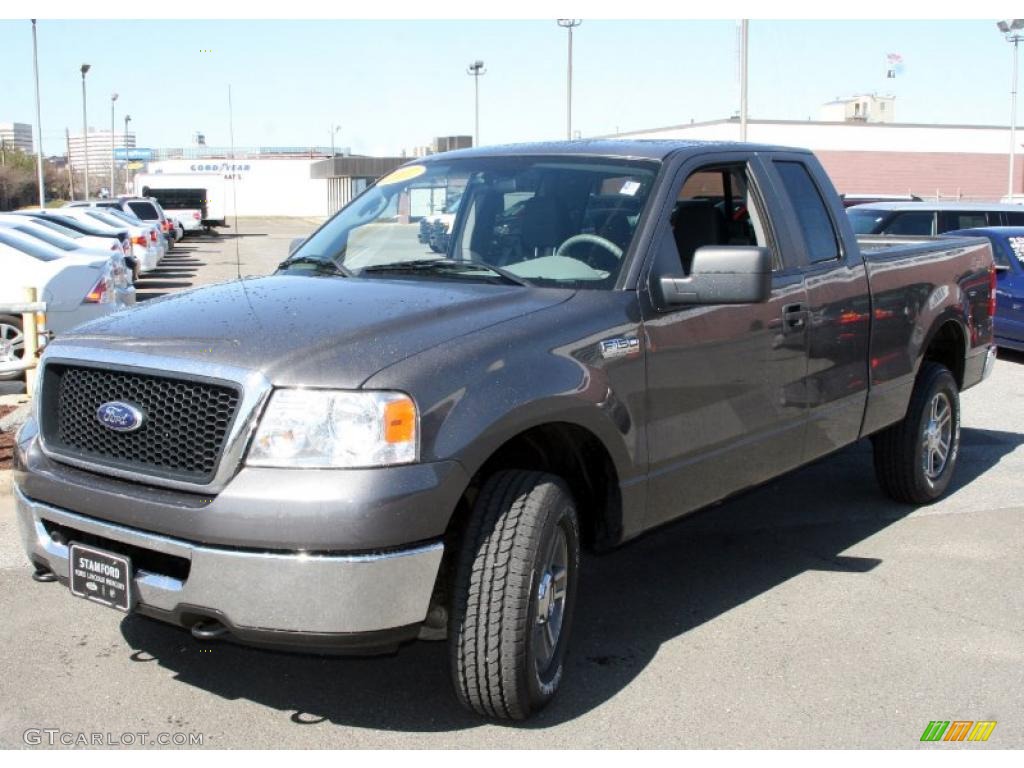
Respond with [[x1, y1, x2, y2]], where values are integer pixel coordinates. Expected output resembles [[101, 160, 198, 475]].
[[886, 53, 905, 79]]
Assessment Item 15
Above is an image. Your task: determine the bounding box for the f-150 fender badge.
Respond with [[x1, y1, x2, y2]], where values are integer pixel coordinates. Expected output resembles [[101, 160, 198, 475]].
[[599, 336, 641, 359]]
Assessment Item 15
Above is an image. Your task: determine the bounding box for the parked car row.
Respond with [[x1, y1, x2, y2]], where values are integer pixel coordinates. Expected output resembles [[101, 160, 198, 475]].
[[845, 199, 1024, 353], [0, 195, 197, 380], [0, 213, 136, 380]]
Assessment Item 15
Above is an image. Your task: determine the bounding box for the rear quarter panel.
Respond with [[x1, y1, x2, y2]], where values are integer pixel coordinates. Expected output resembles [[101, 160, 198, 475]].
[[859, 237, 994, 437]]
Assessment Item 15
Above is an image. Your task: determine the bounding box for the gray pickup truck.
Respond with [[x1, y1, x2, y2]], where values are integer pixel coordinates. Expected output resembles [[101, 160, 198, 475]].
[[13, 141, 996, 720]]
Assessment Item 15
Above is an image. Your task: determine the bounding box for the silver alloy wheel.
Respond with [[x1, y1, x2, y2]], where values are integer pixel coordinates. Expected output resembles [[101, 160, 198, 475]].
[[922, 391, 953, 480], [0, 321, 24, 363], [533, 525, 569, 675]]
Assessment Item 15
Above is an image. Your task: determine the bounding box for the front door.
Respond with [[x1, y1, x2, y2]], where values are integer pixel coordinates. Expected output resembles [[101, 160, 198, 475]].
[[640, 154, 810, 529]]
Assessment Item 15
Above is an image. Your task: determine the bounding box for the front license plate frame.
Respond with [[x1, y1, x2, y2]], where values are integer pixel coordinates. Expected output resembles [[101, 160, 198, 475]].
[[68, 542, 134, 613]]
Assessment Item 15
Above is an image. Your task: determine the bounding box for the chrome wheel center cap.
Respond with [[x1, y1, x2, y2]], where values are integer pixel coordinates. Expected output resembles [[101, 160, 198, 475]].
[[536, 572, 553, 623]]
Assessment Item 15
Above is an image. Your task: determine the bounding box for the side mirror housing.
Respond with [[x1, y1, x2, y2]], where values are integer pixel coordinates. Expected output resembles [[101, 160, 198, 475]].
[[657, 246, 772, 306], [288, 236, 306, 256]]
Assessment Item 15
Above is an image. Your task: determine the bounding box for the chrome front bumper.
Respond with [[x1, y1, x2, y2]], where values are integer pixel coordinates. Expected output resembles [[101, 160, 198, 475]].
[[15, 485, 444, 636]]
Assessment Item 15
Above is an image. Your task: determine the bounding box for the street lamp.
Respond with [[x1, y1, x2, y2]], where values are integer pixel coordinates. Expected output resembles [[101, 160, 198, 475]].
[[123, 114, 132, 194], [330, 124, 341, 157], [557, 19, 582, 141], [110, 92, 118, 197], [467, 60, 486, 147], [80, 63, 90, 200], [998, 19, 1024, 199]]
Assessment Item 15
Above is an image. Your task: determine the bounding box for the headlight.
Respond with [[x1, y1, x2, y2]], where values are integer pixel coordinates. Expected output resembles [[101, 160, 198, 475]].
[[246, 389, 418, 468]]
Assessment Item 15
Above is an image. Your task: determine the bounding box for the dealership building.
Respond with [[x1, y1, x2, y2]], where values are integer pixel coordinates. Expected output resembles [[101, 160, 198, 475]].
[[603, 112, 1021, 201], [134, 136, 470, 217]]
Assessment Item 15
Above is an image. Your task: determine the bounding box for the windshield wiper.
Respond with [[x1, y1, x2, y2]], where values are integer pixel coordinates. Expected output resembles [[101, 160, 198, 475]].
[[277, 255, 353, 277], [359, 258, 528, 286]]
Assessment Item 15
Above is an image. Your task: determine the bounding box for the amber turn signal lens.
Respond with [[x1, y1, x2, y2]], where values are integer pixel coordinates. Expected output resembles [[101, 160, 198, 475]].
[[383, 398, 416, 444]]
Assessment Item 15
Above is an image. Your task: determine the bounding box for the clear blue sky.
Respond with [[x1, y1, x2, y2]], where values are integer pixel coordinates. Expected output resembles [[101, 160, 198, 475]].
[[0, 19, 1015, 156]]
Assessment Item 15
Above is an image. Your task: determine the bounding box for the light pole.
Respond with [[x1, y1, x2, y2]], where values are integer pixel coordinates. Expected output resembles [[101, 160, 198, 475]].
[[557, 19, 582, 141], [110, 92, 118, 197], [330, 124, 341, 157], [80, 63, 90, 200], [739, 19, 749, 142], [467, 60, 486, 147], [998, 19, 1024, 199], [31, 19, 45, 206], [123, 114, 132, 194]]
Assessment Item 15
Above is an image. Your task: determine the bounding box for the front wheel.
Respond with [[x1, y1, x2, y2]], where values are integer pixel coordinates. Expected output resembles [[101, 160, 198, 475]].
[[450, 470, 580, 720], [872, 361, 961, 504], [0, 315, 25, 382]]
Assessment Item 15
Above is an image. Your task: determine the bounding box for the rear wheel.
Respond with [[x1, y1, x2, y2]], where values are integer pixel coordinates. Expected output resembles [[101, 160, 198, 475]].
[[872, 361, 961, 504], [450, 470, 580, 720], [0, 315, 25, 382]]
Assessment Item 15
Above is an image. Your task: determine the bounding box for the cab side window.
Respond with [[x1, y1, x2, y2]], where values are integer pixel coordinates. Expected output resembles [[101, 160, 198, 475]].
[[938, 211, 987, 232], [885, 212, 934, 236], [670, 164, 768, 275], [773, 160, 839, 263]]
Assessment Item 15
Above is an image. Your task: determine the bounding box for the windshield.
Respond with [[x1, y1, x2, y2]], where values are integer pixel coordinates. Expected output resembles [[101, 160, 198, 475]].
[[284, 156, 659, 288], [847, 209, 887, 235]]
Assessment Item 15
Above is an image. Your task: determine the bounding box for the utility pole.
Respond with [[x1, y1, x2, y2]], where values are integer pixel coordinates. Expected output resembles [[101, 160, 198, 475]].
[[467, 60, 486, 147], [80, 63, 91, 200], [557, 20, 582, 140], [110, 93, 118, 197], [32, 19, 45, 206], [739, 19, 749, 142]]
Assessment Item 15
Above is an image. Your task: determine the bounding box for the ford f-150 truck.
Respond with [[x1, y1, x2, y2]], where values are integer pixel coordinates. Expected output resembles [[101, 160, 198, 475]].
[[13, 141, 997, 720]]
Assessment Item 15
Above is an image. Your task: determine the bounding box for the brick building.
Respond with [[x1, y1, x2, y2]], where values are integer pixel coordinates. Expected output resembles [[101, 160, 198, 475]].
[[600, 118, 1021, 201]]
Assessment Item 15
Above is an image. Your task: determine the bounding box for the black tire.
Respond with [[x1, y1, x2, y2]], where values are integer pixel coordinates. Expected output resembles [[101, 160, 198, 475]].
[[0, 314, 25, 382], [872, 361, 961, 504], [450, 470, 580, 720]]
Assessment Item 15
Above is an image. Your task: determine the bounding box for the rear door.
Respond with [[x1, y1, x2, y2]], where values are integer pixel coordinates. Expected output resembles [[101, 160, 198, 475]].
[[639, 151, 810, 528], [763, 155, 872, 460]]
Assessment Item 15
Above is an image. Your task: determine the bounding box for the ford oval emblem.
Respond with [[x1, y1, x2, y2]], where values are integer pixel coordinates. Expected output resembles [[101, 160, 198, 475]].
[[96, 402, 144, 432]]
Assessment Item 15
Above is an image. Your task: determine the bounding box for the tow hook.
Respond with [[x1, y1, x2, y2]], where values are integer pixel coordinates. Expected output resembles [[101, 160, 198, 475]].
[[190, 620, 229, 640], [31, 565, 57, 583]]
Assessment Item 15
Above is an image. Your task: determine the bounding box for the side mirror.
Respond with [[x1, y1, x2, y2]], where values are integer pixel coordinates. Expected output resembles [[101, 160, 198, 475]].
[[658, 246, 772, 306], [288, 236, 306, 256]]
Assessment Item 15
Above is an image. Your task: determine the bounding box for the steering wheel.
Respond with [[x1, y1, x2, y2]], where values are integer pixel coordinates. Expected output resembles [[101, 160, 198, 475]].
[[555, 233, 623, 260]]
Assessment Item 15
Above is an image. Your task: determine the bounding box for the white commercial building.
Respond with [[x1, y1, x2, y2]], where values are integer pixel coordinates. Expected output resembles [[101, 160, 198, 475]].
[[68, 128, 137, 172], [141, 157, 329, 217], [0, 122, 34, 153]]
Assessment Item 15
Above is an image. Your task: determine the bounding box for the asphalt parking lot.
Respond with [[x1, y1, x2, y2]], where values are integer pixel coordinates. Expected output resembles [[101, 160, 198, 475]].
[[1, 222, 1022, 747]]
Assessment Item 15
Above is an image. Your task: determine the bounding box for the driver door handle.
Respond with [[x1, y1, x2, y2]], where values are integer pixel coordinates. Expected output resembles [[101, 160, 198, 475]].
[[782, 303, 807, 333]]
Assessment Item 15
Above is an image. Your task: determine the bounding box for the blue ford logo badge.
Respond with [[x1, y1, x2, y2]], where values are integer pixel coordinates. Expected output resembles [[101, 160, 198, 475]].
[[96, 402, 144, 432]]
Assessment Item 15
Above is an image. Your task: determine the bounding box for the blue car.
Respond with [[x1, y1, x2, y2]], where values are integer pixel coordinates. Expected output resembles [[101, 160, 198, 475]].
[[946, 226, 1024, 352]]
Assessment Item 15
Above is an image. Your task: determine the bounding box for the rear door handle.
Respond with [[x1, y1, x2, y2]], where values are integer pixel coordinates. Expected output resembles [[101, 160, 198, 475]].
[[782, 303, 807, 332]]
